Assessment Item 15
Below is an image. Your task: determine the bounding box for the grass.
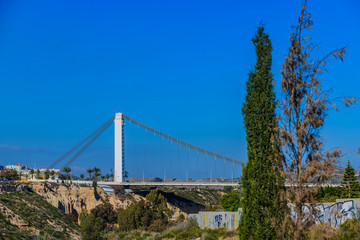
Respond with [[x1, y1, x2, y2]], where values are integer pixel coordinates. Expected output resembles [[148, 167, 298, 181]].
[[0, 191, 80, 239], [117, 217, 238, 240]]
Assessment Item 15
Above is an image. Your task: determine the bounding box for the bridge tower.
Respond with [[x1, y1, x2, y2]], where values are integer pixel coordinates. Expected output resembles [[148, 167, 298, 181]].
[[114, 113, 125, 182]]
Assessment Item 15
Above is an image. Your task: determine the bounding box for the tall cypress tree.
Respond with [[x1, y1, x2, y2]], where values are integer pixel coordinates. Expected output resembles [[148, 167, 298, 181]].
[[239, 25, 286, 240], [341, 160, 360, 198]]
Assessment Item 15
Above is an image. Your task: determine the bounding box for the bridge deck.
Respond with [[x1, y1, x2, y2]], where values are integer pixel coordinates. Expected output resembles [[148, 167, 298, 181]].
[[28, 180, 340, 188], [30, 179, 240, 188]]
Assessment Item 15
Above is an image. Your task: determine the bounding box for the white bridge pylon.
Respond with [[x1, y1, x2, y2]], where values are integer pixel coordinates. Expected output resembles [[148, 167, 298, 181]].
[[113, 112, 242, 183], [47, 112, 242, 183], [114, 113, 125, 183]]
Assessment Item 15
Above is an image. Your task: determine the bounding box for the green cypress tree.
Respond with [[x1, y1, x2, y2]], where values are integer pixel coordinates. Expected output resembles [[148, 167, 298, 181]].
[[341, 160, 360, 198], [239, 25, 286, 240]]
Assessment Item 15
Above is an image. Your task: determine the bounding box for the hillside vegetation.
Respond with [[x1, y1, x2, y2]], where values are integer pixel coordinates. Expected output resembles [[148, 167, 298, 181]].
[[0, 189, 80, 239]]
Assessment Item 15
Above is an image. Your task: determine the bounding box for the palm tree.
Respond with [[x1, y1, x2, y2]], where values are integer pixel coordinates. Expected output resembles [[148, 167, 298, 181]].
[[63, 167, 71, 180], [93, 167, 101, 182], [24, 173, 29, 181], [36, 169, 41, 179], [105, 174, 110, 181], [50, 170, 55, 179], [80, 174, 84, 180], [87, 168, 94, 180], [55, 170, 60, 179], [29, 169, 34, 179], [44, 170, 50, 179]]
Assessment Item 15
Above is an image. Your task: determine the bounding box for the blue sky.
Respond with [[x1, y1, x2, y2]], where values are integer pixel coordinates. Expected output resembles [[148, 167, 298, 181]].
[[0, 0, 359, 178]]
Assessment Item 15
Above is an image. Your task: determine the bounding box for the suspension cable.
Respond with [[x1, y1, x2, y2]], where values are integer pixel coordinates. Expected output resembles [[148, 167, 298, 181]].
[[122, 114, 242, 165], [47, 116, 115, 169], [62, 120, 113, 169]]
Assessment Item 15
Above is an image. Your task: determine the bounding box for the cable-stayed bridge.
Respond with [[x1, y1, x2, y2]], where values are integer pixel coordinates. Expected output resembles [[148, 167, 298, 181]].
[[45, 113, 242, 186]]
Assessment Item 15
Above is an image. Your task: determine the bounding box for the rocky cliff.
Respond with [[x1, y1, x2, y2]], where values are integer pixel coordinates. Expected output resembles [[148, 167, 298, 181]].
[[30, 183, 201, 222], [0, 184, 29, 193], [31, 183, 136, 220]]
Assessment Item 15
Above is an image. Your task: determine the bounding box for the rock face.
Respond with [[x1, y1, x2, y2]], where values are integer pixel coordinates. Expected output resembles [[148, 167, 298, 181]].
[[31, 183, 190, 222], [0, 184, 29, 193], [31, 183, 135, 220], [0, 202, 29, 229]]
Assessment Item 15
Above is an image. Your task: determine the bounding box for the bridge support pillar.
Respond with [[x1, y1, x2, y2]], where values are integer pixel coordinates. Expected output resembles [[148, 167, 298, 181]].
[[114, 113, 125, 183]]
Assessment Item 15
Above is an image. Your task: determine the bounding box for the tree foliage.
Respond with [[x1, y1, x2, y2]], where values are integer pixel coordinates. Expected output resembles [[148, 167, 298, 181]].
[[340, 161, 360, 198], [80, 214, 104, 240], [279, 1, 357, 239], [44, 170, 50, 180], [91, 202, 117, 225], [62, 167, 71, 180], [316, 186, 342, 202], [117, 189, 172, 232], [240, 24, 287, 240], [79, 202, 117, 239], [93, 167, 101, 181], [87, 168, 94, 180], [0, 169, 19, 180], [220, 191, 241, 212], [305, 219, 360, 240]]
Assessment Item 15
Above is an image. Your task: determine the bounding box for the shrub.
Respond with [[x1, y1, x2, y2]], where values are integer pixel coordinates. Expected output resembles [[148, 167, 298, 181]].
[[221, 191, 241, 211], [201, 231, 218, 240], [113, 185, 125, 196], [80, 214, 103, 240], [181, 217, 198, 231], [223, 230, 238, 238], [177, 213, 185, 222], [79, 208, 88, 223], [118, 204, 140, 231], [335, 219, 360, 240], [117, 190, 172, 231], [148, 220, 166, 232], [316, 186, 342, 202], [305, 223, 337, 240], [201, 205, 218, 211], [91, 202, 117, 226]]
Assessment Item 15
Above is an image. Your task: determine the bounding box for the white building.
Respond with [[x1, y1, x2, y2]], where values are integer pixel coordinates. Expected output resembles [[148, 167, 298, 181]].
[[5, 164, 28, 172], [4, 164, 60, 179]]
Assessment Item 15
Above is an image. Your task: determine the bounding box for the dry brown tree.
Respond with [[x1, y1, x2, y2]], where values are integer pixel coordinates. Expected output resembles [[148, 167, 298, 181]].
[[279, 1, 357, 239]]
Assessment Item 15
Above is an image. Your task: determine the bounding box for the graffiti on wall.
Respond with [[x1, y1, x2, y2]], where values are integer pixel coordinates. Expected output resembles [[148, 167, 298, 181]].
[[215, 214, 223, 227], [300, 200, 359, 227]]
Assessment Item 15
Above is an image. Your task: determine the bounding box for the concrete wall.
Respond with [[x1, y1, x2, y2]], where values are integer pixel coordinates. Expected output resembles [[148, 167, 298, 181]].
[[189, 211, 240, 230], [309, 199, 359, 227], [190, 199, 360, 230]]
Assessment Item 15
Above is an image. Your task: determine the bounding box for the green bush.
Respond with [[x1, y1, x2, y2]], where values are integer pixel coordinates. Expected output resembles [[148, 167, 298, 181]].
[[80, 202, 117, 239], [148, 219, 166, 232], [91, 202, 117, 226], [335, 219, 360, 240], [80, 214, 104, 240], [221, 191, 241, 211], [305, 219, 360, 240], [182, 217, 198, 231], [117, 190, 172, 232], [316, 186, 342, 202]]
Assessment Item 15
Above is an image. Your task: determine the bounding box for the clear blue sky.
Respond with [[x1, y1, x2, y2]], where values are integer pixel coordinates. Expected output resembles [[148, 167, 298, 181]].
[[0, 0, 359, 178]]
